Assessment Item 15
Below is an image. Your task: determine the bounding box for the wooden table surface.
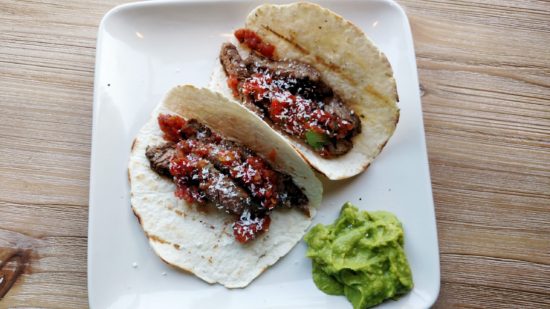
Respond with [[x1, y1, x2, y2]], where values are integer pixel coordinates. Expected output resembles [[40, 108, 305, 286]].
[[1, 0, 549, 308]]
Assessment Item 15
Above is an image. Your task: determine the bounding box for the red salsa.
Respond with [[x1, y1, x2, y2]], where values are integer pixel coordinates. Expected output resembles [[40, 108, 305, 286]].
[[227, 74, 240, 98], [170, 152, 208, 204], [234, 28, 275, 59], [157, 114, 292, 243], [158, 114, 186, 142], [233, 211, 271, 243], [238, 73, 356, 156]]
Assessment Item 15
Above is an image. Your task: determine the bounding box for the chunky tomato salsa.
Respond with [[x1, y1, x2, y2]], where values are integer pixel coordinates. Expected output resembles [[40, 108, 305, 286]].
[[145, 114, 308, 243]]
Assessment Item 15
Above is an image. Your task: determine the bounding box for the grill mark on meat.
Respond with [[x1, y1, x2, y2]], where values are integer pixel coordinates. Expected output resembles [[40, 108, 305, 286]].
[[145, 143, 176, 177]]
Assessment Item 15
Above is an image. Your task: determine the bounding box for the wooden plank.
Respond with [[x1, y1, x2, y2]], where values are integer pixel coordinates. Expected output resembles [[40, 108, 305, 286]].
[[399, 0, 550, 307]]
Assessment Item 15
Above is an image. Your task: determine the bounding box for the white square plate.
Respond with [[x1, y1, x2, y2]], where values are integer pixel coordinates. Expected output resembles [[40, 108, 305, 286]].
[[88, 0, 440, 308]]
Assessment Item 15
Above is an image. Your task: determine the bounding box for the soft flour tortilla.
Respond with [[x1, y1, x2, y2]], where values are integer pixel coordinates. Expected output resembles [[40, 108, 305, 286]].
[[209, 2, 399, 180], [128, 85, 322, 288]]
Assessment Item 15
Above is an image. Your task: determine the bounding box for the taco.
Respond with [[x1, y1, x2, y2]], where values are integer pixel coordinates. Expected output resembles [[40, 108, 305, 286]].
[[209, 2, 399, 180], [128, 85, 322, 288]]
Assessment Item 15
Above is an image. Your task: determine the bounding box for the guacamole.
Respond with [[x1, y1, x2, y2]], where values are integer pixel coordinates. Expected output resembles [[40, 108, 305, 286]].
[[304, 203, 413, 309]]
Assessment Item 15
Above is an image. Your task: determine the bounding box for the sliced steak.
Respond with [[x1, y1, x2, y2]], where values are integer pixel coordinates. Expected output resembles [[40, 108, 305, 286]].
[[246, 53, 333, 101], [246, 53, 321, 83], [325, 140, 354, 157], [145, 143, 176, 177], [220, 43, 264, 115], [208, 139, 309, 212], [145, 142, 261, 216], [220, 43, 249, 80], [175, 137, 309, 212], [195, 158, 262, 216]]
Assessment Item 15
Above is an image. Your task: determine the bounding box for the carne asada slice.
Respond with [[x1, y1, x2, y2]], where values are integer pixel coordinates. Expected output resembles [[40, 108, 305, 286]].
[[179, 137, 309, 213], [220, 43, 264, 115], [145, 141, 254, 215], [158, 114, 309, 213], [145, 113, 308, 243], [220, 38, 361, 158], [145, 143, 176, 177], [170, 150, 264, 217], [245, 52, 324, 87], [220, 42, 249, 81]]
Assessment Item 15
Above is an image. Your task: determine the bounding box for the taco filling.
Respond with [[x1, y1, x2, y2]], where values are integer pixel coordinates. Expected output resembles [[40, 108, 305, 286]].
[[219, 29, 361, 158], [145, 113, 308, 243]]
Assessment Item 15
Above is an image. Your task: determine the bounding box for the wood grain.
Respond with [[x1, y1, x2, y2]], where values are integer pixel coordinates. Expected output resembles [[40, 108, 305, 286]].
[[400, 0, 550, 307], [0, 0, 549, 308]]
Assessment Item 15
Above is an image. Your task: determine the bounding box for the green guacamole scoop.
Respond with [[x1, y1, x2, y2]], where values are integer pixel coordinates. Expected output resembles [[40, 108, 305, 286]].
[[304, 202, 413, 309]]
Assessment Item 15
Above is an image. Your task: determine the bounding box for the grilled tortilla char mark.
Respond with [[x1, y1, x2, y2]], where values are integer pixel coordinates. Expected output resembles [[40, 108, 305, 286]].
[[219, 41, 361, 158]]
